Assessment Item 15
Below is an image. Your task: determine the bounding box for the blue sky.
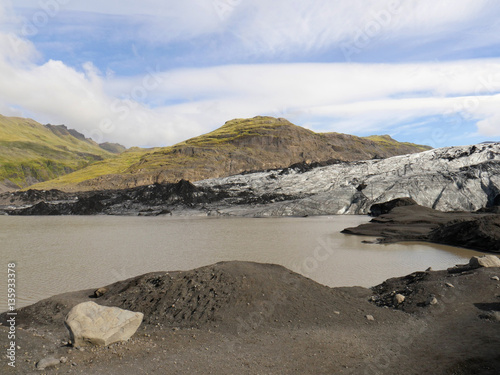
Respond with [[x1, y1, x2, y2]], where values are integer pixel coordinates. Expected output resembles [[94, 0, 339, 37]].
[[1, 0, 500, 148]]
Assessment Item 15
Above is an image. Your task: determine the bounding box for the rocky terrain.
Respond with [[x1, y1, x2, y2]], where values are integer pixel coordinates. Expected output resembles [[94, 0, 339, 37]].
[[1, 260, 500, 374], [28, 116, 430, 192]]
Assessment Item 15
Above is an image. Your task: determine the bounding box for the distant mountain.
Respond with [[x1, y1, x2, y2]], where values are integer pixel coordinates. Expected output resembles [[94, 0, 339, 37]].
[[0, 115, 125, 192], [99, 142, 127, 154], [29, 116, 431, 192]]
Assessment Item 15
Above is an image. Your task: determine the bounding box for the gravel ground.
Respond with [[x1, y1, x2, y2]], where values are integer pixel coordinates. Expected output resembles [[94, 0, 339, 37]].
[[1, 261, 500, 374]]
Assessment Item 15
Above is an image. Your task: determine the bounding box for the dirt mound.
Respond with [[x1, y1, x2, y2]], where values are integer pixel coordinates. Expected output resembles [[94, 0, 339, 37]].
[[10, 262, 372, 333], [343, 200, 500, 252], [429, 216, 500, 252], [369, 197, 418, 216]]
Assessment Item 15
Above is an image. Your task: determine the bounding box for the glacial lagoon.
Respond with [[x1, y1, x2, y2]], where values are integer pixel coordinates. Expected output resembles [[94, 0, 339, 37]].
[[0, 215, 484, 311]]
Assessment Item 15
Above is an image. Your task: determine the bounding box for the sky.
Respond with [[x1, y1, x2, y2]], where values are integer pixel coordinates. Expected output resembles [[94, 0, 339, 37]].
[[1, 1, 500, 148]]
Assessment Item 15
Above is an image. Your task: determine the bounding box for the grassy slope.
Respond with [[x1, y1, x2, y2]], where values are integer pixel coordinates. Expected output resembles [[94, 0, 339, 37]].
[[29, 117, 303, 189], [30, 116, 431, 191], [364, 135, 430, 152], [0, 115, 115, 189]]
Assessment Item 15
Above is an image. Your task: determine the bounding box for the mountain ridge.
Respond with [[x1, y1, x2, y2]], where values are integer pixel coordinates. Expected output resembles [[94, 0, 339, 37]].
[[28, 116, 431, 192]]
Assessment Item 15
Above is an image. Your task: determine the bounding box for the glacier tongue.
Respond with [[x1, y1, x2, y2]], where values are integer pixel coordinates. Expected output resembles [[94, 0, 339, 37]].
[[196, 143, 500, 216]]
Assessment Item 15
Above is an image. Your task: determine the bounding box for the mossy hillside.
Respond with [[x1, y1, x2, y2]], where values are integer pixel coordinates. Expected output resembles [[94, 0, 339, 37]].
[[29, 148, 150, 190], [27, 116, 431, 192], [124, 117, 315, 173], [365, 135, 430, 152], [33, 117, 288, 185], [177, 117, 304, 147], [0, 115, 115, 189]]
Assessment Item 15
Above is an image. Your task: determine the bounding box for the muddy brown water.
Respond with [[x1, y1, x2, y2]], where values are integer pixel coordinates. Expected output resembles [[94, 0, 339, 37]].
[[0, 215, 484, 311]]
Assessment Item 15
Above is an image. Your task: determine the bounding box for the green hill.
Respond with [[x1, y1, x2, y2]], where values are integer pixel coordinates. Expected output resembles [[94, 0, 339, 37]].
[[29, 116, 431, 192], [0, 115, 123, 192]]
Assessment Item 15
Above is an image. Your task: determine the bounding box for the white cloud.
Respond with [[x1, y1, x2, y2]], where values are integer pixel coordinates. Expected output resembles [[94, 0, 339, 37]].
[[2, 0, 500, 147], [12, 0, 500, 57], [2, 51, 500, 146], [476, 116, 500, 137]]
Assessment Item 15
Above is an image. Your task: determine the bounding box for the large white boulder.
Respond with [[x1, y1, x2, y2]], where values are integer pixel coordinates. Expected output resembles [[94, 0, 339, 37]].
[[469, 255, 500, 268], [64, 301, 143, 347]]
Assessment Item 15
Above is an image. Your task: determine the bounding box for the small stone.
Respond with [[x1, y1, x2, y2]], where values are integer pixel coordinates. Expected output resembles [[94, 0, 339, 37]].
[[491, 276, 500, 281], [426, 296, 438, 305], [393, 294, 405, 305], [36, 357, 60, 370], [426, 267, 432, 271], [365, 315, 375, 321], [333, 311, 340, 315], [93, 287, 108, 298], [60, 357, 68, 364], [445, 283, 455, 288]]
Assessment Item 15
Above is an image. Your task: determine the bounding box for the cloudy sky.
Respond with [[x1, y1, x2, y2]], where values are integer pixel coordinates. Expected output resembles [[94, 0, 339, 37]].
[[1, 0, 500, 148]]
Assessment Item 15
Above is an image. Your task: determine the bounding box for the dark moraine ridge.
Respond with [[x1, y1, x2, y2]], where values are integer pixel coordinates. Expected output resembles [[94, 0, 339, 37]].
[[342, 198, 500, 253]]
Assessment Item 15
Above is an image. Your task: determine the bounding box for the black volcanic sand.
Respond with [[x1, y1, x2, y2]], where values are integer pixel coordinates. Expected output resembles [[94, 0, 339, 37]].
[[1, 261, 500, 374], [342, 198, 500, 253]]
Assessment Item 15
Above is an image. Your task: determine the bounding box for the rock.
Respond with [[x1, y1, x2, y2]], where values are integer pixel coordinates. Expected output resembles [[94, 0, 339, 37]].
[[480, 311, 500, 322], [469, 255, 500, 269], [447, 264, 470, 274], [65, 302, 143, 347], [365, 315, 375, 321], [36, 357, 60, 370], [426, 267, 432, 272], [93, 287, 108, 298], [426, 296, 438, 305], [393, 294, 405, 305], [492, 312, 500, 322], [491, 276, 500, 281], [445, 283, 455, 288], [60, 357, 68, 364]]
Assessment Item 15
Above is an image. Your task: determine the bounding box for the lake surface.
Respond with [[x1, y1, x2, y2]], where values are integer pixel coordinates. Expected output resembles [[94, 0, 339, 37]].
[[0, 215, 484, 311]]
